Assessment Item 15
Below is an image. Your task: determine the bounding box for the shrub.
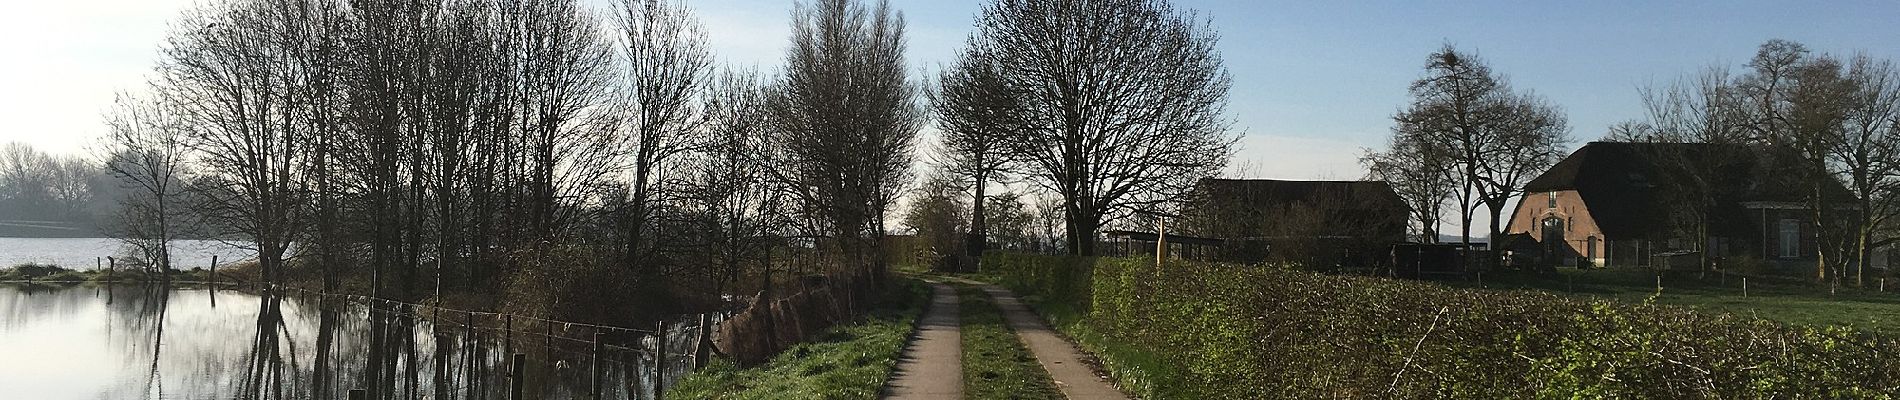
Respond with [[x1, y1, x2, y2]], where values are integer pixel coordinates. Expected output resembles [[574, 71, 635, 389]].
[[2, 263, 69, 280], [500, 246, 659, 326], [982, 253, 1900, 399]]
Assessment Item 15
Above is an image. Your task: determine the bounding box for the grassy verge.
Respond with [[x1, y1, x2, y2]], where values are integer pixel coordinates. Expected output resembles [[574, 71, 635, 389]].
[[1460, 268, 1900, 334], [958, 286, 1062, 400], [665, 279, 928, 400], [963, 262, 1176, 399], [0, 263, 238, 284]]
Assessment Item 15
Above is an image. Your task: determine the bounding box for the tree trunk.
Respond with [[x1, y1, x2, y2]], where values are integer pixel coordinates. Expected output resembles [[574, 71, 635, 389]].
[[965, 175, 986, 271]]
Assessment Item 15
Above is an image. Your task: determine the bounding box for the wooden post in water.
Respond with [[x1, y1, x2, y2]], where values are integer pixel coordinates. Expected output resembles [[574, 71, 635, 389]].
[[655, 320, 667, 400], [591, 332, 604, 400], [108, 256, 115, 275], [509, 353, 526, 400], [210, 255, 218, 285], [467, 311, 479, 400], [435, 333, 451, 398]]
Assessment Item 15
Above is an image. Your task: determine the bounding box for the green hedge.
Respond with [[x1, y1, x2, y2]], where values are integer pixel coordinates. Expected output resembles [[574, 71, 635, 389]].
[[981, 253, 1900, 399]]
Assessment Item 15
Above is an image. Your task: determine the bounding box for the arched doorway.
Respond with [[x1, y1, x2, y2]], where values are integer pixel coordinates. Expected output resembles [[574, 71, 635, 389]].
[[1542, 216, 1566, 265]]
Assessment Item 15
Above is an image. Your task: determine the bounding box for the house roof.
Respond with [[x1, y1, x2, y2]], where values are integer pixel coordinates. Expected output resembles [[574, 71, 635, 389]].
[[1522, 141, 1851, 238], [1196, 178, 1410, 213]]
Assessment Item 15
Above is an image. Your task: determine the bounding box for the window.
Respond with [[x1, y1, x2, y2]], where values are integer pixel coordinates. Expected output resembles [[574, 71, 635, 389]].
[[1586, 236, 1598, 259], [1779, 219, 1800, 259], [1547, 192, 1558, 208]]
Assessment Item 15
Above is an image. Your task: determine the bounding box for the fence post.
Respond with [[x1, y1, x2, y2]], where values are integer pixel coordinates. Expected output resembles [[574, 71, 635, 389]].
[[505, 314, 514, 360], [1742, 277, 1748, 297], [510, 353, 526, 400], [655, 320, 667, 400], [210, 255, 218, 284], [591, 332, 603, 400]]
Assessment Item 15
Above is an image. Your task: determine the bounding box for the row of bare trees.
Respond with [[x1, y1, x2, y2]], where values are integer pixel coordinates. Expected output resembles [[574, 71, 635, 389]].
[[104, 0, 922, 317], [0, 142, 107, 223], [1609, 39, 1900, 285]]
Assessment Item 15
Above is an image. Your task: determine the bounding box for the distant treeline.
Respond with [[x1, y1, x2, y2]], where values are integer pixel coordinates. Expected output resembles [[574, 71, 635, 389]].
[[0, 142, 118, 236]]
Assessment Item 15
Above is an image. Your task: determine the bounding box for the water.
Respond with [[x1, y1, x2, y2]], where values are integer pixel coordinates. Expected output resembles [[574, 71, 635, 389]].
[[0, 237, 256, 270], [0, 284, 708, 400]]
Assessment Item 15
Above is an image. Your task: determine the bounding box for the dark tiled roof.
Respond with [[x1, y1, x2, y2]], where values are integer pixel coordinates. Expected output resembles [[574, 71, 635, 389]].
[[1523, 141, 1850, 238], [1197, 178, 1410, 213]]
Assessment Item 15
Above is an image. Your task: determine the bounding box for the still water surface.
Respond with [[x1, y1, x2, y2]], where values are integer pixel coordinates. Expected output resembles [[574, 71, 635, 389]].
[[0, 237, 255, 270], [0, 284, 696, 399]]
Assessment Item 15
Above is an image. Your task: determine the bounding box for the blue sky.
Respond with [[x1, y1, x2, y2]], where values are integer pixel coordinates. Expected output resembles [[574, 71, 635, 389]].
[[4, 0, 1898, 182]]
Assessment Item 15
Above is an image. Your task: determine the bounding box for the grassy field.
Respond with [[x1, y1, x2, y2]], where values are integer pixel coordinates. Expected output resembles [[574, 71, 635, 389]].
[[1460, 268, 1900, 335], [665, 279, 927, 400], [957, 286, 1063, 400]]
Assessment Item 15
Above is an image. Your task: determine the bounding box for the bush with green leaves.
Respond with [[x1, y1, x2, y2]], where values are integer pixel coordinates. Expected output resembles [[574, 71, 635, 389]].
[[982, 253, 1900, 399]]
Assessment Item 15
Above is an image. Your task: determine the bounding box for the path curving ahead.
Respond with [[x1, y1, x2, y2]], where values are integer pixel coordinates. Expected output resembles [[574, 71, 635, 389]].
[[981, 285, 1129, 400], [882, 283, 962, 399]]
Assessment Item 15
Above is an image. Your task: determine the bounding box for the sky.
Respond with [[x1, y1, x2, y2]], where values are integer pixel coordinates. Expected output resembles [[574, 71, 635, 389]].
[[2, 0, 1898, 234]]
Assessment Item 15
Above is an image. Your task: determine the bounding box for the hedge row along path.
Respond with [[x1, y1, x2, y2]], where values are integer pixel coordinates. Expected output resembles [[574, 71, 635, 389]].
[[979, 285, 1128, 400], [885, 283, 964, 399]]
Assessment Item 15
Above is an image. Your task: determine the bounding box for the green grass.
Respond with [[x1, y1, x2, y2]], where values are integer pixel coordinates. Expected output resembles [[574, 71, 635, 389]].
[[952, 267, 1170, 399], [957, 286, 1062, 400], [1463, 268, 1900, 335], [665, 279, 928, 400]]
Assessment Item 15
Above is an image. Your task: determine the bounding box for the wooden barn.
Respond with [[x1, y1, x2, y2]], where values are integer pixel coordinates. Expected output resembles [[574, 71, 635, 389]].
[[1179, 178, 1409, 269]]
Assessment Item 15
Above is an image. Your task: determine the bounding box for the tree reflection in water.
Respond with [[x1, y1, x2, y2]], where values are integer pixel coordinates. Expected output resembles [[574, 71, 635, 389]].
[[0, 284, 717, 399]]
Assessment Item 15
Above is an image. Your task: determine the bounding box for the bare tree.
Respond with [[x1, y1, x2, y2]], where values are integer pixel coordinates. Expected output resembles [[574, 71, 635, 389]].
[[931, 43, 1021, 265], [0, 142, 56, 218], [1604, 67, 1751, 271], [1833, 55, 1900, 286], [156, 0, 346, 283], [769, 0, 924, 279], [103, 93, 193, 277], [614, 0, 713, 285], [963, 0, 1235, 256], [1393, 45, 1570, 256], [1363, 131, 1455, 243], [1733, 40, 1856, 282]]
